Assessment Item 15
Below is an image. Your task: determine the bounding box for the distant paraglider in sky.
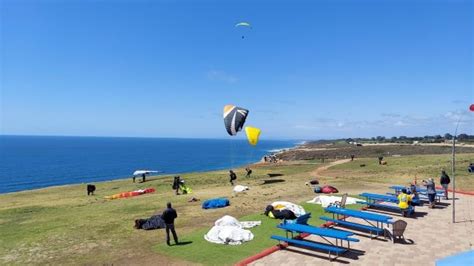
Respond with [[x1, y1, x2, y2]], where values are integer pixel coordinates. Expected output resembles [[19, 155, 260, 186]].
[[470, 104, 474, 112], [223, 105, 249, 136], [245, 126, 261, 146], [235, 22, 251, 39]]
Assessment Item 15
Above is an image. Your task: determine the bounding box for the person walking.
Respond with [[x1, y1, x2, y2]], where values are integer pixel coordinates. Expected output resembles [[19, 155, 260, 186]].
[[229, 170, 237, 185], [162, 202, 179, 246], [245, 167, 252, 178], [440, 170, 451, 200], [172, 176, 181, 195], [423, 178, 437, 208]]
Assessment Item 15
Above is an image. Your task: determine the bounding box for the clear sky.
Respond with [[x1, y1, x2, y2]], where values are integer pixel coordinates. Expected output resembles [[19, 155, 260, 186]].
[[1, 0, 473, 140]]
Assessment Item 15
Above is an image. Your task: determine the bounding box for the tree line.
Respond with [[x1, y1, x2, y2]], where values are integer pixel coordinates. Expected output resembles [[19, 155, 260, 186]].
[[346, 134, 474, 144]]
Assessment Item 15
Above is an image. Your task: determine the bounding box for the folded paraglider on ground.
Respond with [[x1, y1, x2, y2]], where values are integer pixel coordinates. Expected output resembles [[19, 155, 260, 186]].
[[134, 215, 166, 230], [202, 197, 230, 209], [204, 215, 261, 245]]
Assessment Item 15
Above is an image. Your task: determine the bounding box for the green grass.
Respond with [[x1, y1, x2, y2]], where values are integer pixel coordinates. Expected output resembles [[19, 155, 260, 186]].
[[327, 154, 474, 190], [2, 153, 470, 265], [0, 162, 324, 265], [154, 200, 362, 265]]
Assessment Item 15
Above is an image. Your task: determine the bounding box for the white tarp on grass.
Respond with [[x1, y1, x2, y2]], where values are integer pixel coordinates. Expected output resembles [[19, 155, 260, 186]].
[[204, 215, 261, 245], [306, 195, 362, 208], [233, 185, 249, 193]]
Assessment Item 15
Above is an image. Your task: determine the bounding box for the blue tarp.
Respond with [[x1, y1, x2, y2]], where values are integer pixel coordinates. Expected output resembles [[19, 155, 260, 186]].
[[436, 250, 474, 266], [202, 197, 230, 209]]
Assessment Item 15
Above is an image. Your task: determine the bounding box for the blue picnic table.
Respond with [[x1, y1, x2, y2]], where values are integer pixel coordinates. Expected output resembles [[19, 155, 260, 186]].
[[359, 192, 399, 203], [390, 185, 443, 202], [390, 185, 444, 195], [272, 222, 359, 260], [323, 206, 393, 238], [359, 192, 415, 215]]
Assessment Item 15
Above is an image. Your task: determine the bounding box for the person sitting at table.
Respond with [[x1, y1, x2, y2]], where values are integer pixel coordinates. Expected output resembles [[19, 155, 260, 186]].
[[407, 182, 421, 206], [397, 188, 414, 217]]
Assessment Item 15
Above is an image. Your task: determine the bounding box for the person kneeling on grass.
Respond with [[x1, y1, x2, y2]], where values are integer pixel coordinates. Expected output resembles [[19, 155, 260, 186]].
[[398, 188, 414, 217]]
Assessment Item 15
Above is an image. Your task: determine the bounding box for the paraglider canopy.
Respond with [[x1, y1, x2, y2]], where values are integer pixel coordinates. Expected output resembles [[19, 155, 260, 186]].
[[133, 170, 159, 176], [223, 105, 249, 136], [235, 22, 251, 39], [235, 22, 251, 28], [245, 126, 261, 146], [470, 104, 474, 112]]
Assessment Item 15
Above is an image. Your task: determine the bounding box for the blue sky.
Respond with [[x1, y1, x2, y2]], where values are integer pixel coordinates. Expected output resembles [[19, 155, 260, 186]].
[[1, 0, 473, 140]]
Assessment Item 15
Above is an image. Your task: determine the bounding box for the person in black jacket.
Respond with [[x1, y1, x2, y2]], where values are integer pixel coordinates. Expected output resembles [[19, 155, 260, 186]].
[[162, 202, 178, 246], [440, 170, 451, 200], [172, 176, 182, 195], [245, 167, 252, 178], [229, 170, 237, 185]]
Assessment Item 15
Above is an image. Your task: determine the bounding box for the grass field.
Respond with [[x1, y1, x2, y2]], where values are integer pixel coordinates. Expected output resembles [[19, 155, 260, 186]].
[[1, 153, 473, 265], [325, 153, 474, 190]]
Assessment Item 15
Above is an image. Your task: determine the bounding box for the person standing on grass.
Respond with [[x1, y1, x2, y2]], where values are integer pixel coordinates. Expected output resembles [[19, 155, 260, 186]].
[[245, 167, 252, 178], [423, 178, 436, 208], [229, 170, 237, 185], [162, 202, 179, 246], [440, 170, 451, 200]]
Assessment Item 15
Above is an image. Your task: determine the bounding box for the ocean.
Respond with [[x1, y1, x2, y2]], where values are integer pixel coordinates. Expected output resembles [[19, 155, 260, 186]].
[[0, 136, 296, 194]]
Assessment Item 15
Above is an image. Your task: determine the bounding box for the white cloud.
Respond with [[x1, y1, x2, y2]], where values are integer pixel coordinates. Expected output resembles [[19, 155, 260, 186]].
[[394, 121, 408, 127], [207, 70, 238, 83], [292, 110, 474, 137]]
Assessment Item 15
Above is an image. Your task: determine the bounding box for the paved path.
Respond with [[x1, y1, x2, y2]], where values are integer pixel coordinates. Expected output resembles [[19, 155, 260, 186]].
[[250, 194, 474, 266]]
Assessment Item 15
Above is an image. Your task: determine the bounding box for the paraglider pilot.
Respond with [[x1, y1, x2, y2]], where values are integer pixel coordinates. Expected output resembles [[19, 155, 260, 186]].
[[172, 176, 184, 195], [229, 170, 237, 185], [245, 167, 252, 178]]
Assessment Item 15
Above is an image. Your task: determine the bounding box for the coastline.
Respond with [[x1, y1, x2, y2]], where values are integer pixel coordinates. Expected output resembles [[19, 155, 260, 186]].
[[0, 141, 301, 195]]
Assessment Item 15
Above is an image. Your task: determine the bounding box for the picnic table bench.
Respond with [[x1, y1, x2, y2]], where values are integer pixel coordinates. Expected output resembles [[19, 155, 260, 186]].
[[359, 192, 415, 215], [271, 222, 359, 260], [390, 185, 443, 202], [323, 206, 393, 239]]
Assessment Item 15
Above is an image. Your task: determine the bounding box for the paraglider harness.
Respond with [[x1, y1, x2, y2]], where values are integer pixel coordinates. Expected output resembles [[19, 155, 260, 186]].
[[264, 205, 297, 220], [173, 176, 191, 195]]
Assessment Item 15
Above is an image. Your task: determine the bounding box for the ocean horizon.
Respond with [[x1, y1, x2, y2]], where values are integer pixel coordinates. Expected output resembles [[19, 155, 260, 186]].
[[0, 135, 298, 194]]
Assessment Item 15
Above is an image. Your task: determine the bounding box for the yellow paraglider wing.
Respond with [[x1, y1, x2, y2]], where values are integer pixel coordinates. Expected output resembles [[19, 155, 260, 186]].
[[245, 126, 261, 146]]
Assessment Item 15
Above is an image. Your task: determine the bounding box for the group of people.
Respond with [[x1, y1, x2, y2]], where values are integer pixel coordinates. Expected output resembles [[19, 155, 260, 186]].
[[133, 173, 147, 183], [263, 155, 278, 163], [396, 170, 451, 216], [229, 168, 252, 185]]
